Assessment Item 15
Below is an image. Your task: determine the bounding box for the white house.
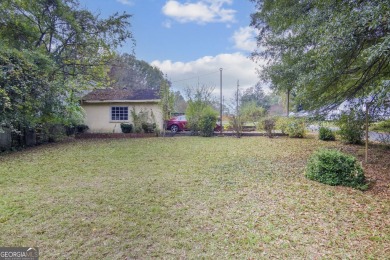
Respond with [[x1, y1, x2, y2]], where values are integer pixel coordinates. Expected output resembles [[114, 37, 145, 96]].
[[81, 88, 163, 133]]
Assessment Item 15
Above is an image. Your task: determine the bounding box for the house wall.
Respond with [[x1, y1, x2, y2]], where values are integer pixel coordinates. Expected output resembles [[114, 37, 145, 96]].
[[82, 102, 163, 133]]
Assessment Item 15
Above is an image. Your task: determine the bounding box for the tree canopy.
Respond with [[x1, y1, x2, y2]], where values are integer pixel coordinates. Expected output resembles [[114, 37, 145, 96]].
[[108, 53, 165, 91], [240, 82, 271, 111], [0, 0, 133, 128], [250, 0, 390, 112]]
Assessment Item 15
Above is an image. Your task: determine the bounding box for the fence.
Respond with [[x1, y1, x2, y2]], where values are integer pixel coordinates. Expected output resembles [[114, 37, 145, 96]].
[[0, 125, 68, 152]]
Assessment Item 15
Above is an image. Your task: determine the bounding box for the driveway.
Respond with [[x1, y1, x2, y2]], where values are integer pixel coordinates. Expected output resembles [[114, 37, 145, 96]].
[[368, 132, 390, 143]]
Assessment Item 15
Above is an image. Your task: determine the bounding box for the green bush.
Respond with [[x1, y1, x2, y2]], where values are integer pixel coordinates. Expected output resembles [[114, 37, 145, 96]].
[[186, 102, 218, 136], [305, 149, 367, 190], [134, 126, 143, 133], [141, 122, 156, 133], [185, 101, 202, 135], [319, 127, 335, 141], [199, 107, 218, 137], [286, 118, 306, 138], [275, 116, 289, 134], [120, 123, 133, 133], [336, 109, 365, 144], [275, 117, 306, 137], [75, 124, 89, 134]]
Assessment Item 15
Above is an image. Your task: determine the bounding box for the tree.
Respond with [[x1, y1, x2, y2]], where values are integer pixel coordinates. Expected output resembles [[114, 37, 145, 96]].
[[108, 53, 165, 90], [240, 101, 265, 126], [0, 46, 54, 128], [241, 82, 270, 110], [159, 79, 175, 136], [185, 85, 216, 135], [173, 91, 187, 113], [0, 0, 133, 132], [1, 0, 132, 82], [250, 0, 390, 112]]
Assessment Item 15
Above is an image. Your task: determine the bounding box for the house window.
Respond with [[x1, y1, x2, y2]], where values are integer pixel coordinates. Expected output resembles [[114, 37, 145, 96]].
[[111, 106, 128, 121]]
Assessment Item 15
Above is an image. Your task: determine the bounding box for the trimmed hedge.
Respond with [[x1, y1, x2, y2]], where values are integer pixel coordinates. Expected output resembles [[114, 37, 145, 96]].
[[120, 123, 133, 133], [305, 149, 367, 190]]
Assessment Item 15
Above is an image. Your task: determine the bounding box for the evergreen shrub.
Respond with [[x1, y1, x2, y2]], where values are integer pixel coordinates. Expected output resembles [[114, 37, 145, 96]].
[[120, 123, 133, 133], [319, 127, 335, 141], [305, 149, 367, 190]]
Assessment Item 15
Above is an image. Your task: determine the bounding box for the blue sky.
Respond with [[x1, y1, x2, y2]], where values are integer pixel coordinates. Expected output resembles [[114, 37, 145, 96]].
[[78, 0, 263, 99]]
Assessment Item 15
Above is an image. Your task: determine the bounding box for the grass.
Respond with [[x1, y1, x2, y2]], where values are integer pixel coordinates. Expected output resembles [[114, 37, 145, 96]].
[[0, 136, 389, 259], [370, 120, 390, 133]]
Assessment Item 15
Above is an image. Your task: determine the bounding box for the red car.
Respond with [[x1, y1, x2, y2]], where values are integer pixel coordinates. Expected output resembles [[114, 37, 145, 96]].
[[166, 115, 188, 133], [166, 115, 221, 133]]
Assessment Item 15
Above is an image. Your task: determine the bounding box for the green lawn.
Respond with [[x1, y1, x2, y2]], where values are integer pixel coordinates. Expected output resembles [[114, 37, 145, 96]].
[[0, 136, 389, 259]]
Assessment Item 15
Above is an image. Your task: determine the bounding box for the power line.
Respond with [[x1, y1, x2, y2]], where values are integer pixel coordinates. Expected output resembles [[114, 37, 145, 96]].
[[170, 68, 229, 84]]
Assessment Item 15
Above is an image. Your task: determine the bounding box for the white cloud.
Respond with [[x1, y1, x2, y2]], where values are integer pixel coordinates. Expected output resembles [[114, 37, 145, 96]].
[[116, 0, 134, 6], [162, 0, 236, 25], [232, 26, 257, 52], [151, 52, 267, 100]]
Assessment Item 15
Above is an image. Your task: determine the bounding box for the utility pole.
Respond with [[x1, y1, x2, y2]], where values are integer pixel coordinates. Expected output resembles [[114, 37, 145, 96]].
[[222, 96, 225, 116], [220, 68, 223, 135], [236, 80, 239, 116]]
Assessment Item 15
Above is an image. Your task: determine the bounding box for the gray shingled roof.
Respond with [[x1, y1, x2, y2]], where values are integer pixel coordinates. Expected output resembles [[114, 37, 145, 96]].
[[82, 88, 160, 101]]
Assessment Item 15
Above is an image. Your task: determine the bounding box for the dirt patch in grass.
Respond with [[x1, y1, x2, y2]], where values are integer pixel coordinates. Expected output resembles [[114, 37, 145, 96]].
[[0, 136, 389, 258]]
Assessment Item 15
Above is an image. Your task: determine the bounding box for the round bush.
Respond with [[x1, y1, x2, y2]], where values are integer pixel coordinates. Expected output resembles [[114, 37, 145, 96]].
[[198, 106, 218, 137], [286, 118, 306, 138], [120, 123, 133, 133], [305, 149, 367, 190], [319, 126, 335, 141], [336, 110, 364, 144], [199, 114, 217, 137]]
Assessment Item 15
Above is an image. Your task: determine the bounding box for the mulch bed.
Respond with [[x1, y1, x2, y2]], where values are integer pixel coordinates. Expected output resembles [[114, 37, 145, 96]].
[[339, 143, 390, 198]]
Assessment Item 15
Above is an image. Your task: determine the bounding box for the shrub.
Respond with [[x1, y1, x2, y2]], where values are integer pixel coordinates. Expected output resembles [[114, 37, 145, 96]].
[[186, 104, 205, 135], [120, 123, 133, 133], [75, 124, 89, 134], [336, 109, 365, 144], [275, 117, 305, 137], [48, 124, 66, 142], [142, 122, 156, 133], [319, 126, 335, 141], [134, 126, 143, 133], [262, 118, 276, 138], [305, 149, 367, 190], [286, 118, 306, 138], [229, 115, 243, 138], [199, 107, 218, 137], [240, 101, 265, 126], [275, 116, 289, 134]]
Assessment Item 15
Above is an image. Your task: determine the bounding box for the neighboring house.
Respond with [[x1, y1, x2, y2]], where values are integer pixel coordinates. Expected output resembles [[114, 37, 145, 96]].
[[81, 88, 162, 133]]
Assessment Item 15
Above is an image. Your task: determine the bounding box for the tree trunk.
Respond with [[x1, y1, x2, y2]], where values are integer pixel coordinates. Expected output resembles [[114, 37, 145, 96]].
[[287, 89, 290, 117]]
